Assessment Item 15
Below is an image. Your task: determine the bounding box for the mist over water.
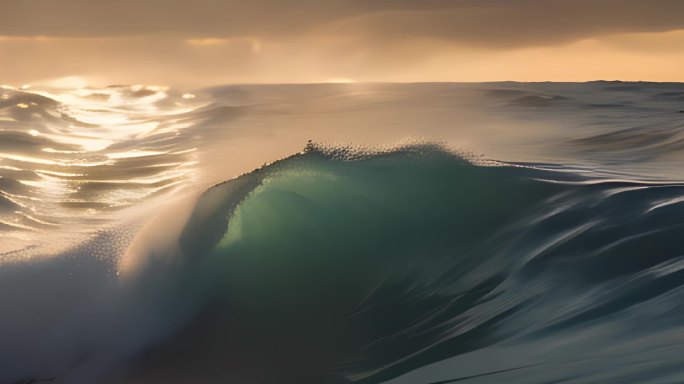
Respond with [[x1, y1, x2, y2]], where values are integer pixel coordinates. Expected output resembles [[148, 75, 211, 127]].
[[2, 81, 684, 383]]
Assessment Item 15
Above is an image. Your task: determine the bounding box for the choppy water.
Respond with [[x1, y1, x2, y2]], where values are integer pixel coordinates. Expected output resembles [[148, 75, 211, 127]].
[[2, 82, 684, 383]]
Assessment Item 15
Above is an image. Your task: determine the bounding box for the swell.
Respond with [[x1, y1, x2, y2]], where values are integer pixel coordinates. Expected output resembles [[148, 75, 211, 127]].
[[3, 145, 684, 383], [115, 145, 684, 383]]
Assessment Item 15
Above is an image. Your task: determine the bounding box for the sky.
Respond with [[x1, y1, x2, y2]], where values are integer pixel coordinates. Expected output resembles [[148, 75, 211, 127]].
[[2, 0, 684, 86]]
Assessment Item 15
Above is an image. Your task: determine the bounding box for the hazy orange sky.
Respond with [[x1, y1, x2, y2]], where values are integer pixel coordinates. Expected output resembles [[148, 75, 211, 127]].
[[2, 0, 684, 87]]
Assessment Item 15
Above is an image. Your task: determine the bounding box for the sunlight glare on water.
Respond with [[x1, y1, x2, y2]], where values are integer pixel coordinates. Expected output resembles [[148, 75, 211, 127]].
[[0, 80, 204, 253]]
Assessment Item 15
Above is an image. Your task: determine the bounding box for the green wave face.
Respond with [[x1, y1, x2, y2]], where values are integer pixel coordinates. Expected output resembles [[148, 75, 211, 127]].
[[204, 150, 555, 307], [168, 148, 570, 382], [165, 146, 684, 384]]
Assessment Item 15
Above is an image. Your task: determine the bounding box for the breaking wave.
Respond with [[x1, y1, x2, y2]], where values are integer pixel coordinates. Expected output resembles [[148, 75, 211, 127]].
[[4, 81, 684, 384], [3, 144, 684, 383]]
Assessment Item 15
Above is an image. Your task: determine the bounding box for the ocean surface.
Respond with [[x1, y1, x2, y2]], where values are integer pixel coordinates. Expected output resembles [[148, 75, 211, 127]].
[[2, 81, 684, 383]]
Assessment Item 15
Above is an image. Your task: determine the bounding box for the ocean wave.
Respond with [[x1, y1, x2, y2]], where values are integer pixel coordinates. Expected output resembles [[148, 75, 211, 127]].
[[4, 145, 683, 383], [170, 146, 684, 384], [4, 82, 684, 383]]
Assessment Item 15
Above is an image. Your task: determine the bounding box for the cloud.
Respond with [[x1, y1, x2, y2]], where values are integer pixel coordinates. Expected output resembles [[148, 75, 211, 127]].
[[1, 0, 684, 85], [2, 0, 684, 47]]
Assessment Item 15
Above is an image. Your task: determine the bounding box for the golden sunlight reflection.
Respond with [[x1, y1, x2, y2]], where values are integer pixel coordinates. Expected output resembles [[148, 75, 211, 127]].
[[0, 79, 202, 251]]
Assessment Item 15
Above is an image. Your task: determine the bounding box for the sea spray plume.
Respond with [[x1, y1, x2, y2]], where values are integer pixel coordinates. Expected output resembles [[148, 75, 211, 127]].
[[0, 195, 198, 383]]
